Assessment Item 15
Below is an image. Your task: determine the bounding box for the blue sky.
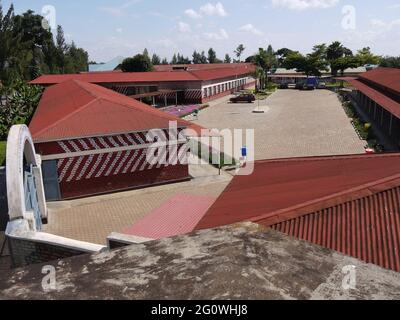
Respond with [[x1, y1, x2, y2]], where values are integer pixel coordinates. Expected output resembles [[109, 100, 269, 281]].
[[3, 0, 400, 62]]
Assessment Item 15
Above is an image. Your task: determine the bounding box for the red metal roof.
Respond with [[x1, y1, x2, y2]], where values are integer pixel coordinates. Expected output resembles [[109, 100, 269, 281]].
[[29, 79, 197, 142], [359, 67, 400, 94], [30, 71, 199, 85], [30, 65, 255, 86], [346, 78, 400, 119], [195, 153, 400, 272]]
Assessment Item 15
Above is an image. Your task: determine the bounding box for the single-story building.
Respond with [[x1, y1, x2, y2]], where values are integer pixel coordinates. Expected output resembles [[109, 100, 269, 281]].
[[342, 67, 400, 148], [30, 64, 257, 105], [269, 66, 368, 84], [195, 153, 400, 273], [29, 79, 201, 200]]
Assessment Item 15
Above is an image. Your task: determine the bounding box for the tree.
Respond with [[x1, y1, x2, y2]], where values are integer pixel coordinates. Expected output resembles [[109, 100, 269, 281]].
[[355, 47, 381, 65], [327, 41, 354, 76], [171, 54, 178, 64], [275, 48, 298, 67], [121, 54, 153, 72], [332, 56, 360, 76], [283, 52, 328, 77], [151, 53, 161, 65], [199, 51, 208, 64], [253, 45, 278, 83], [193, 50, 208, 64], [0, 79, 43, 140], [207, 48, 217, 64], [380, 56, 400, 68], [234, 44, 245, 62], [64, 41, 89, 73], [161, 57, 169, 65], [224, 54, 232, 63]]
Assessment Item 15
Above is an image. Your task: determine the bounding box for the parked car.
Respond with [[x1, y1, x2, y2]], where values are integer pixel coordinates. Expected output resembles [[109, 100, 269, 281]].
[[317, 82, 326, 89], [230, 93, 256, 103], [295, 82, 305, 90], [279, 83, 289, 89], [304, 77, 318, 90]]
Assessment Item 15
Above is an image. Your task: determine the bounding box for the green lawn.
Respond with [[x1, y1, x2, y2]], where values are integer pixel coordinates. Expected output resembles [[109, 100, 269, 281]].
[[0, 141, 6, 166]]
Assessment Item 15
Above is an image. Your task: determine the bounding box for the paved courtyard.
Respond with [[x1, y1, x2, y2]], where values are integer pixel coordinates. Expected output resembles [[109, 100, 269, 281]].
[[193, 89, 366, 160], [44, 89, 366, 245], [44, 167, 231, 245]]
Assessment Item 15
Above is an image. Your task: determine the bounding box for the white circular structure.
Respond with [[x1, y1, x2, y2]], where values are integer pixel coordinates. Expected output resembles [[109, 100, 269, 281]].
[[6, 125, 47, 230]]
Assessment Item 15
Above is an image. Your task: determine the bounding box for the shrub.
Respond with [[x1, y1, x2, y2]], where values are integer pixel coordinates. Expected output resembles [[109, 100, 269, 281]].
[[0, 80, 43, 140]]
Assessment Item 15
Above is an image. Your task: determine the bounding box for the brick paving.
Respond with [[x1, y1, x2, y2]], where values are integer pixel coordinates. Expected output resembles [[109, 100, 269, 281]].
[[44, 177, 229, 245], [44, 89, 366, 245], [193, 89, 366, 160]]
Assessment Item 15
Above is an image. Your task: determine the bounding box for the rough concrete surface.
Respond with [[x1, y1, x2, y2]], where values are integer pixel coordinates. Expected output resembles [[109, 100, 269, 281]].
[[1, 223, 399, 300]]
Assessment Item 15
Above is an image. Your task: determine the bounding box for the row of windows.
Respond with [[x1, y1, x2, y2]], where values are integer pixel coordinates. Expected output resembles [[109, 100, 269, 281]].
[[203, 79, 247, 98]]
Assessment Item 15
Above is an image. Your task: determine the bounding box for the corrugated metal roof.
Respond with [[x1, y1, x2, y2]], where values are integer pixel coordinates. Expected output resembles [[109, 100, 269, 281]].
[[195, 154, 400, 272], [346, 78, 400, 119], [359, 67, 400, 94], [270, 186, 400, 272], [30, 71, 199, 85], [30, 65, 255, 85], [29, 79, 198, 142]]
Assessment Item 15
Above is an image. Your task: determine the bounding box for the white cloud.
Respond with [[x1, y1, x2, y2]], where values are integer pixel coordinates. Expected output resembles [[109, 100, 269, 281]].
[[200, 2, 228, 16], [238, 24, 264, 36], [185, 9, 202, 19], [116, 28, 123, 33], [185, 2, 227, 19], [271, 0, 339, 10], [204, 28, 229, 40], [178, 22, 192, 33]]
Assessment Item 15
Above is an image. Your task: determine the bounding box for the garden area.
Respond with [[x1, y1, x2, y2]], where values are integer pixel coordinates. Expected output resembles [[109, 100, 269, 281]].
[[339, 92, 384, 152]]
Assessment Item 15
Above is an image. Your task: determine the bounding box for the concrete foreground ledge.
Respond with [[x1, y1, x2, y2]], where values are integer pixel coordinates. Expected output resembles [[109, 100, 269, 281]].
[[1, 222, 400, 300]]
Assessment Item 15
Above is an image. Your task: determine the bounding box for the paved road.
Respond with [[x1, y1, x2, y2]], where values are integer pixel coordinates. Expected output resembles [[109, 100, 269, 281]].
[[193, 89, 366, 160]]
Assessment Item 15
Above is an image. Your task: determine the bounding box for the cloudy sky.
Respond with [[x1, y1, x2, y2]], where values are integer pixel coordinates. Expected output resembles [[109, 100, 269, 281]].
[[4, 0, 400, 62]]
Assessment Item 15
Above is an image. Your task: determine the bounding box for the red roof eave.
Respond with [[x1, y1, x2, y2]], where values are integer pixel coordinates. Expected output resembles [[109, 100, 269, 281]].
[[345, 78, 400, 119]]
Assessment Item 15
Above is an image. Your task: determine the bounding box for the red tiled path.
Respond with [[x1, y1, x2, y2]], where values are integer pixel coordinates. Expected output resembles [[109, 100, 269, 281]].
[[124, 193, 217, 239]]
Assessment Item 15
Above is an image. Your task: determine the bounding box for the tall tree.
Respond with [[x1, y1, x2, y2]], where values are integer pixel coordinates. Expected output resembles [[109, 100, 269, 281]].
[[224, 54, 232, 63], [327, 41, 354, 76], [192, 50, 202, 64], [171, 53, 178, 64], [151, 53, 161, 65], [234, 44, 245, 62], [275, 48, 298, 67], [161, 57, 169, 65], [56, 25, 68, 73], [380, 56, 400, 68], [355, 47, 381, 65], [121, 54, 153, 72], [207, 48, 217, 64]]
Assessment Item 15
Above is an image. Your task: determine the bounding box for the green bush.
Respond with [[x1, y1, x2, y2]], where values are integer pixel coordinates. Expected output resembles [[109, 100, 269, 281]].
[[0, 80, 43, 140], [0, 141, 6, 166]]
